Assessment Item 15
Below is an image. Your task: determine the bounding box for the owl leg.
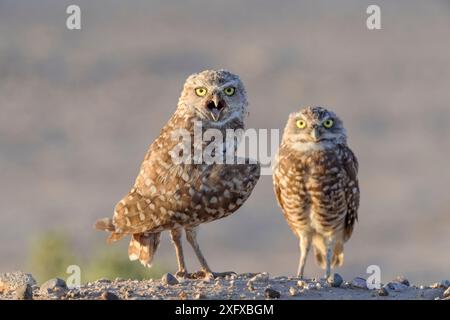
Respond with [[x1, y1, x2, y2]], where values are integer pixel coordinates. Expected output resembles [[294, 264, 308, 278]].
[[324, 238, 335, 279], [170, 228, 187, 278], [296, 233, 312, 279], [185, 227, 235, 280]]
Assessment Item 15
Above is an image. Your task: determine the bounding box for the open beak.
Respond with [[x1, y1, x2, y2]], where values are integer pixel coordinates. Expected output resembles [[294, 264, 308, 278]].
[[206, 94, 225, 121]]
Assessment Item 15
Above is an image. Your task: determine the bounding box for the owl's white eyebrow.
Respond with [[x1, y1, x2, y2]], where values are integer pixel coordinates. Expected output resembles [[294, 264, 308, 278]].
[[218, 80, 239, 90]]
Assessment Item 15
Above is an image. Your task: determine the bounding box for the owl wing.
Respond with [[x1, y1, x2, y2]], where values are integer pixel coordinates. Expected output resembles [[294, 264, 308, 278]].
[[341, 145, 360, 241]]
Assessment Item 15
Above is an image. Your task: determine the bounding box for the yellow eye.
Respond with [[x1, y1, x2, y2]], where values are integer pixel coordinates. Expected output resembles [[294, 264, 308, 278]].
[[195, 87, 207, 97], [223, 87, 235, 96], [323, 119, 334, 128], [296, 119, 307, 129]]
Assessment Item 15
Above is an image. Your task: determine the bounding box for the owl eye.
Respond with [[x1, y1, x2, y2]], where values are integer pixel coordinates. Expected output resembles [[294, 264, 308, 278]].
[[223, 87, 236, 96], [323, 119, 334, 128], [195, 87, 208, 97], [296, 119, 307, 129]]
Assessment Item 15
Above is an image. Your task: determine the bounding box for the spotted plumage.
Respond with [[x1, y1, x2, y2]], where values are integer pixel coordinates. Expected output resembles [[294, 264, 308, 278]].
[[273, 106, 359, 278], [95, 70, 260, 279]]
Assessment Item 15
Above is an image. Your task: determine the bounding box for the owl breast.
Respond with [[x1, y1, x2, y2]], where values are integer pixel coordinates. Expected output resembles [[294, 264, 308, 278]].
[[274, 146, 353, 237]]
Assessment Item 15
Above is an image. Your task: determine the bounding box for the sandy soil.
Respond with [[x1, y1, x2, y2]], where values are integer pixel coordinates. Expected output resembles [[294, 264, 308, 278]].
[[1, 271, 449, 300]]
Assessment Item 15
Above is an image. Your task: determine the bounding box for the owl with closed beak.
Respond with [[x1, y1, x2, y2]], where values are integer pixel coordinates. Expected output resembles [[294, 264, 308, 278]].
[[95, 70, 260, 280], [273, 106, 359, 279]]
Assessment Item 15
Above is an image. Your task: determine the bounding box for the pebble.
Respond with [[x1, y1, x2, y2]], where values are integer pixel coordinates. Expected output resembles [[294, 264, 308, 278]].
[[394, 276, 410, 287], [297, 280, 306, 288], [386, 282, 408, 292], [443, 287, 450, 298], [249, 272, 269, 283], [194, 293, 207, 300], [40, 278, 68, 295], [0, 271, 37, 292], [378, 287, 389, 297], [327, 273, 343, 288], [351, 277, 367, 289], [289, 286, 298, 296], [14, 284, 33, 300], [100, 290, 120, 300], [247, 282, 255, 291], [264, 288, 280, 299], [161, 273, 179, 286]]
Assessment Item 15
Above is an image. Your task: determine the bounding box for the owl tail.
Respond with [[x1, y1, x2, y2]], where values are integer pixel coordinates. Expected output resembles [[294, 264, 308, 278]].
[[94, 217, 126, 243], [312, 236, 344, 269], [128, 232, 161, 268]]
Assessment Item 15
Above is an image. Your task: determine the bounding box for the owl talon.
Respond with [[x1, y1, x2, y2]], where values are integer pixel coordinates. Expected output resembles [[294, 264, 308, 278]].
[[175, 270, 189, 279], [190, 270, 236, 280]]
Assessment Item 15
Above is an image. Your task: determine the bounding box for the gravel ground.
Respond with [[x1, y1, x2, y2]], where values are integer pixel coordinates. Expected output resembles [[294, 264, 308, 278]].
[[1, 271, 449, 300]]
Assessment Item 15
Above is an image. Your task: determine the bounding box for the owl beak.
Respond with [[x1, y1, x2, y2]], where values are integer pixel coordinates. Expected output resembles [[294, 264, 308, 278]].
[[311, 127, 321, 141], [206, 94, 225, 121]]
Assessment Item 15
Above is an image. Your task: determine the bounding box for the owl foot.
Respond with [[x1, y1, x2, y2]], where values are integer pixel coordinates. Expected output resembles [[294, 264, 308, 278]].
[[190, 270, 236, 281], [175, 270, 189, 279]]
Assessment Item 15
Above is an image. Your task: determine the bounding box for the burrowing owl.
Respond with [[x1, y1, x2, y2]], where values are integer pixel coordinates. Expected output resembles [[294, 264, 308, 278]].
[[273, 106, 359, 279], [95, 70, 260, 279]]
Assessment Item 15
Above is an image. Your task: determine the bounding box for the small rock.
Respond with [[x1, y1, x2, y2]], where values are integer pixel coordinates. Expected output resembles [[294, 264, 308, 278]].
[[378, 287, 389, 296], [264, 288, 280, 299], [394, 276, 410, 287], [351, 277, 367, 289], [194, 293, 206, 300], [100, 290, 119, 300], [0, 271, 37, 292], [40, 278, 68, 295], [422, 288, 443, 300], [315, 283, 322, 290], [386, 282, 408, 292], [14, 284, 33, 300], [327, 273, 343, 287], [178, 291, 187, 300], [305, 283, 316, 290], [430, 282, 442, 289], [297, 280, 306, 288], [161, 273, 179, 286], [443, 287, 450, 298], [247, 282, 255, 291], [249, 272, 269, 283], [289, 286, 298, 296]]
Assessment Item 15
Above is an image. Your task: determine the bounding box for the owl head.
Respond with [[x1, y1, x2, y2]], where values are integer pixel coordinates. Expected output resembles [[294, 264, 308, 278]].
[[178, 69, 248, 124], [282, 106, 347, 149]]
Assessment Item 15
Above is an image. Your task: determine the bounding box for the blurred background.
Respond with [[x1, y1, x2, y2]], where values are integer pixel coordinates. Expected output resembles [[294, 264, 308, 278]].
[[0, 0, 449, 284]]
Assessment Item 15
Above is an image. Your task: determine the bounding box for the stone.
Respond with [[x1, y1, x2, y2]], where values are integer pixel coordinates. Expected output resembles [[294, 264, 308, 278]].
[[14, 284, 33, 300], [297, 280, 306, 288], [378, 287, 389, 296], [327, 273, 343, 287], [161, 273, 179, 286], [443, 287, 450, 298], [385, 281, 408, 292], [0, 271, 37, 292], [100, 290, 119, 300], [264, 288, 280, 299], [40, 278, 68, 295], [394, 276, 410, 287], [194, 292, 207, 300], [249, 272, 269, 283], [351, 277, 367, 289], [289, 286, 298, 296], [422, 288, 443, 300]]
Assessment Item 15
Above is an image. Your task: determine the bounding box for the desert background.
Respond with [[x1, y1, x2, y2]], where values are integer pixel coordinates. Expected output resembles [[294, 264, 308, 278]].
[[0, 0, 449, 285]]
